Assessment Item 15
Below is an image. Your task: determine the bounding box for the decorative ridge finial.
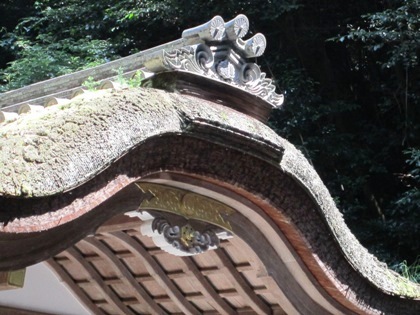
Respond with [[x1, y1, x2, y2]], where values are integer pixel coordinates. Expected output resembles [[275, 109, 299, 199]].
[[182, 15, 250, 42], [224, 14, 249, 40], [145, 14, 283, 108], [182, 16, 226, 41]]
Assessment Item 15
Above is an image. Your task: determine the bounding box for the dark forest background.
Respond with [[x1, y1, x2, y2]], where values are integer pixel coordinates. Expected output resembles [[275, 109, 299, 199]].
[[0, 0, 419, 281]]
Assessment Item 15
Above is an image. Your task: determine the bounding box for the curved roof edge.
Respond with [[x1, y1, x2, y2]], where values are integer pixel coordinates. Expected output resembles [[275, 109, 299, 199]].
[[0, 15, 418, 315], [0, 87, 418, 313]]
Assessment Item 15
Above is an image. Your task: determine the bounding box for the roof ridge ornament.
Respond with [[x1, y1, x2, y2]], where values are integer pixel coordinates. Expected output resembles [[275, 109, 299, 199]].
[[145, 15, 284, 108], [0, 15, 283, 119]]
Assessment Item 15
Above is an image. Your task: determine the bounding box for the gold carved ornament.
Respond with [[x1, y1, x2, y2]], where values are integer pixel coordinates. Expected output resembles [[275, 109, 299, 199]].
[[136, 182, 235, 232]]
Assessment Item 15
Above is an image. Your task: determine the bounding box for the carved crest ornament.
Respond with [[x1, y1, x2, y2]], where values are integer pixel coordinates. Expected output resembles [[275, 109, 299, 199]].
[[144, 15, 284, 108], [126, 183, 233, 256]]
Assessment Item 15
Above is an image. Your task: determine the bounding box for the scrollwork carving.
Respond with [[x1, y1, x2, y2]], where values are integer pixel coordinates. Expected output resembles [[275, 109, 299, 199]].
[[195, 44, 214, 70], [139, 214, 230, 256], [146, 15, 284, 108], [136, 183, 234, 256], [152, 218, 219, 255], [240, 63, 261, 86], [163, 47, 202, 74]]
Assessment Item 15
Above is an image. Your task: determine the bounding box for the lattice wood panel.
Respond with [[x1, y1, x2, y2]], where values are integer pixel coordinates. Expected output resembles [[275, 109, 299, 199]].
[[48, 226, 286, 315]]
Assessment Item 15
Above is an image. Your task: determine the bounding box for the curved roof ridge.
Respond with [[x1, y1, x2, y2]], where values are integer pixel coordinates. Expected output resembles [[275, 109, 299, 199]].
[[0, 87, 419, 303], [280, 140, 420, 298]]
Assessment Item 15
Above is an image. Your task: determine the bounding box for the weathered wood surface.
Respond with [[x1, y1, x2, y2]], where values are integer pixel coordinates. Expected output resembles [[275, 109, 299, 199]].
[[50, 229, 286, 315]]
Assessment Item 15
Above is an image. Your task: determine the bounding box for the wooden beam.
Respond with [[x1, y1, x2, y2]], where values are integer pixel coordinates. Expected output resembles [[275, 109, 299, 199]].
[[110, 231, 201, 315], [65, 247, 136, 315], [0, 270, 25, 290], [76, 271, 187, 288], [214, 248, 271, 315], [154, 292, 204, 303], [0, 183, 147, 271], [199, 263, 253, 276], [96, 214, 141, 234], [46, 258, 105, 315], [0, 306, 54, 315], [182, 257, 235, 315], [82, 238, 166, 315]]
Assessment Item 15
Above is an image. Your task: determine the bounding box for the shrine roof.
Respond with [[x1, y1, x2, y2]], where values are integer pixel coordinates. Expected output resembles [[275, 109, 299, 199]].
[[0, 15, 419, 315]]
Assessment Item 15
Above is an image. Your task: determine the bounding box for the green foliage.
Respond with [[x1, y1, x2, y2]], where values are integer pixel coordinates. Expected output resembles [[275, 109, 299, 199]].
[[392, 257, 420, 283], [82, 76, 100, 91], [397, 148, 420, 210], [0, 0, 302, 91], [340, 0, 420, 68], [0, 0, 117, 91], [0, 38, 112, 91], [82, 70, 144, 91], [269, 0, 420, 275], [333, 2, 420, 270], [0, 0, 36, 69], [129, 70, 145, 88], [112, 68, 145, 88]]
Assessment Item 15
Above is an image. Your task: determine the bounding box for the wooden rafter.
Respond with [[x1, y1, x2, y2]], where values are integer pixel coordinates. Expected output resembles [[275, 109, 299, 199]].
[[214, 248, 271, 314], [47, 258, 105, 315], [65, 247, 136, 315], [82, 237, 167, 314], [181, 256, 235, 315], [110, 231, 202, 315]]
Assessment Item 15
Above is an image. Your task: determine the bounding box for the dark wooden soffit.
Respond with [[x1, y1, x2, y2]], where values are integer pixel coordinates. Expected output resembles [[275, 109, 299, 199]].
[[0, 87, 419, 314]]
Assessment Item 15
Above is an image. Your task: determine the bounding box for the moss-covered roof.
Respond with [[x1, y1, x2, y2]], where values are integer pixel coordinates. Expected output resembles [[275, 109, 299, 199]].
[[0, 85, 418, 315], [0, 86, 279, 197], [0, 88, 178, 196]]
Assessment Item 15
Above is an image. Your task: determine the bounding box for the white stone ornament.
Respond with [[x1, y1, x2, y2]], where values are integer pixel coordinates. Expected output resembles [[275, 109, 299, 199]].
[[145, 14, 284, 108], [224, 14, 249, 40], [182, 15, 226, 41], [217, 60, 236, 80], [242, 33, 267, 58]]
